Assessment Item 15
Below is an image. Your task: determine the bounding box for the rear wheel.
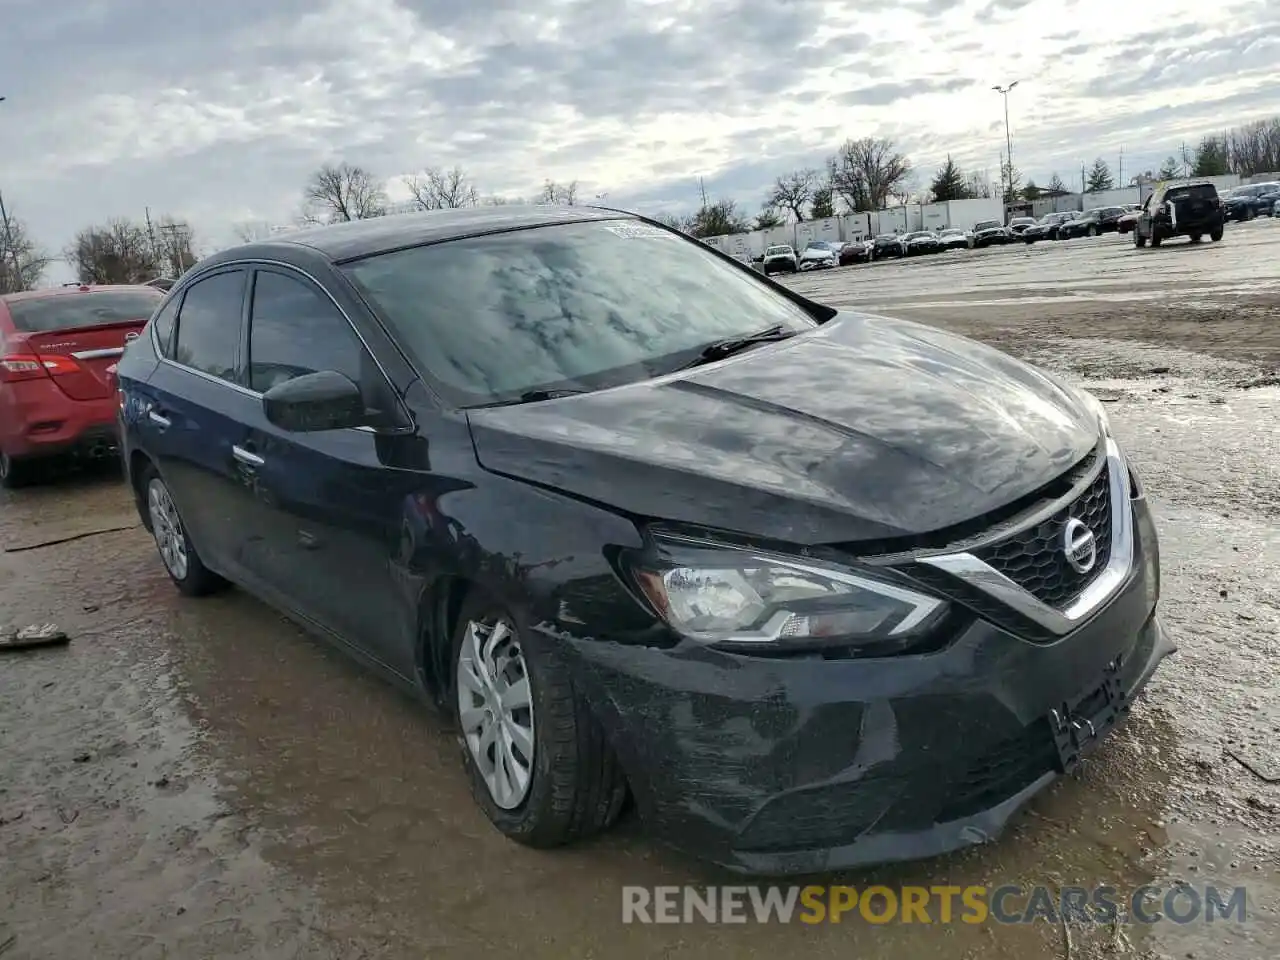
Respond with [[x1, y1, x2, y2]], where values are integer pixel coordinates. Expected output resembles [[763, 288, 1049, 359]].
[[1134, 231, 1147, 248], [1210, 227, 1224, 242], [0, 450, 35, 489], [1150, 229, 1163, 248], [1088, 225, 1098, 237], [1190, 233, 1202, 244], [141, 466, 226, 596], [452, 589, 627, 847]]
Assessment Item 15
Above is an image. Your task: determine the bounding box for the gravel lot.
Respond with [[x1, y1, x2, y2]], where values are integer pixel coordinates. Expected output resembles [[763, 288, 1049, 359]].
[[2, 221, 1278, 960]]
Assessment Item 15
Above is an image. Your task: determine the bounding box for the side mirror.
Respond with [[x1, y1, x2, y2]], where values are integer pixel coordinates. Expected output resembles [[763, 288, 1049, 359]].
[[262, 370, 368, 432]]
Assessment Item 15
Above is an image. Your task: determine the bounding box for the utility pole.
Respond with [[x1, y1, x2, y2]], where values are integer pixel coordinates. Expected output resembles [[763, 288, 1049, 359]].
[[698, 176, 708, 208], [1118, 147, 1124, 187], [992, 80, 1019, 217], [0, 96, 22, 290], [0, 188, 24, 290], [144, 206, 158, 264]]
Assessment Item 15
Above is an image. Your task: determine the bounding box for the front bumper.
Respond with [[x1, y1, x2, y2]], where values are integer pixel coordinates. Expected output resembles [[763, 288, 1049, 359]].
[[560, 497, 1171, 875]]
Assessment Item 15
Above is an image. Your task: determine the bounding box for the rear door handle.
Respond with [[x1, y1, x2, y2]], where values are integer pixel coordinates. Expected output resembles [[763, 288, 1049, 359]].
[[232, 445, 265, 467], [147, 409, 171, 428]]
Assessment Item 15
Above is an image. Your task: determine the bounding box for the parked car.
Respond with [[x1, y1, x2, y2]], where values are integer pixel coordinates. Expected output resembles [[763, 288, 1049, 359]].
[[1007, 217, 1038, 236], [839, 239, 874, 265], [1021, 212, 1074, 244], [762, 244, 798, 274], [1, 283, 165, 487], [901, 231, 942, 255], [145, 277, 177, 291], [117, 205, 1171, 874], [1274, 198, 1280, 217], [972, 220, 1010, 247], [871, 234, 907, 259], [798, 241, 838, 271], [937, 228, 972, 250], [1059, 207, 1127, 239], [1133, 180, 1224, 248], [1115, 205, 1143, 234], [1221, 182, 1280, 221]]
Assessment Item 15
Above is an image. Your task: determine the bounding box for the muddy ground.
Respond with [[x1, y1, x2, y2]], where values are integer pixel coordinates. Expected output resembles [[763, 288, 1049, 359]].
[[3, 221, 1278, 959]]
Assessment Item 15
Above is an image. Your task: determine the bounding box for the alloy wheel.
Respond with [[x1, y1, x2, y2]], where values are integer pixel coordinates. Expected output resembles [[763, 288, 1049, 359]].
[[147, 477, 189, 580], [457, 616, 536, 809]]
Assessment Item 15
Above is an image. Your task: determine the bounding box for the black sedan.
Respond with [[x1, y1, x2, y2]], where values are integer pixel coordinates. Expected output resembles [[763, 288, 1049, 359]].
[[1022, 212, 1075, 243], [871, 233, 906, 259], [1059, 206, 1127, 239], [116, 205, 1172, 875], [1222, 182, 1280, 221]]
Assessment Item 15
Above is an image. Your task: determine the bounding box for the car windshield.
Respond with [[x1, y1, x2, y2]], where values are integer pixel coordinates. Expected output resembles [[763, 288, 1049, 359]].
[[903, 232, 931, 240], [1011, 218, 1035, 225], [5, 289, 163, 333], [875, 234, 898, 241], [765, 246, 792, 255], [940, 229, 963, 235], [805, 241, 829, 250], [341, 220, 820, 405], [974, 220, 999, 231]]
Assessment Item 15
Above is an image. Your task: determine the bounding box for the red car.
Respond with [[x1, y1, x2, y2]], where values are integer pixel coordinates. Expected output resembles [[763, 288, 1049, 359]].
[[0, 283, 164, 487]]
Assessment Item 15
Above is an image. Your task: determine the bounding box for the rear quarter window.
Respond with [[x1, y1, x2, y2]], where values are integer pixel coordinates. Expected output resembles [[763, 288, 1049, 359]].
[[7, 290, 163, 333]]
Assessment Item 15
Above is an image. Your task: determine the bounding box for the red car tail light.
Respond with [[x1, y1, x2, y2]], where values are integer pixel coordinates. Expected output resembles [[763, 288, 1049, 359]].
[[0, 353, 82, 383]]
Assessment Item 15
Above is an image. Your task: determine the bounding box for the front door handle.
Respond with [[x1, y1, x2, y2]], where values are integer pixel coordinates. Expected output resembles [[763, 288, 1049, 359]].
[[232, 445, 265, 467], [147, 409, 172, 428]]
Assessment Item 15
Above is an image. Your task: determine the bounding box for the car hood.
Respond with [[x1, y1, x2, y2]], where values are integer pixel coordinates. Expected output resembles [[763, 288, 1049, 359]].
[[466, 312, 1100, 545]]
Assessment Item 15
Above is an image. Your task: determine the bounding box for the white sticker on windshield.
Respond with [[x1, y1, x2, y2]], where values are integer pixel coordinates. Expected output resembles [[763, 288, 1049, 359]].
[[601, 222, 676, 239]]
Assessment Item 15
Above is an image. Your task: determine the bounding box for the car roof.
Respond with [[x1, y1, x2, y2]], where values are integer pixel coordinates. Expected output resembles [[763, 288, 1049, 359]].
[[205, 204, 634, 266], [0, 283, 161, 304]]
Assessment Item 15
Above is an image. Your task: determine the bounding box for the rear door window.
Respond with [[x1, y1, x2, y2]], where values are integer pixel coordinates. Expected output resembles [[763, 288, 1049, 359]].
[[150, 297, 180, 358], [172, 270, 247, 383], [7, 290, 163, 333]]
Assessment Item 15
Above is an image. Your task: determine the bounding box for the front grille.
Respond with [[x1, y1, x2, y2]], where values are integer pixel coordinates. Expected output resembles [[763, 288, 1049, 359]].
[[973, 464, 1113, 608]]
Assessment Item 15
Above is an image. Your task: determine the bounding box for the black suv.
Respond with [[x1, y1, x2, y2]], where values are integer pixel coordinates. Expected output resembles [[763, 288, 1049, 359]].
[[1133, 181, 1224, 248]]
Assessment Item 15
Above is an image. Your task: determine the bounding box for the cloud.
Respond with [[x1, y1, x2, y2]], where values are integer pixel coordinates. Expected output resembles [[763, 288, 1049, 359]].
[[0, 0, 1276, 279]]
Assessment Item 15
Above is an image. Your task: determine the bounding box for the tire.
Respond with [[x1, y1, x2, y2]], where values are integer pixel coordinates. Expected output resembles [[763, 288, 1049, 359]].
[[451, 589, 628, 848], [139, 465, 226, 596], [0, 450, 36, 489], [1088, 225, 1098, 237], [1150, 229, 1163, 248], [1190, 233, 1202, 244], [1134, 232, 1146, 248], [1210, 227, 1224, 242]]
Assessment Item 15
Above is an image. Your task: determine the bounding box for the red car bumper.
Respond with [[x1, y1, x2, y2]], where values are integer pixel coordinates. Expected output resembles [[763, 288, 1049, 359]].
[[0, 378, 121, 461]]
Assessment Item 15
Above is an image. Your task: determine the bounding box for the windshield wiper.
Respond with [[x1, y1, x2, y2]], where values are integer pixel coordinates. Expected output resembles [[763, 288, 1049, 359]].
[[468, 388, 588, 410], [671, 324, 798, 371]]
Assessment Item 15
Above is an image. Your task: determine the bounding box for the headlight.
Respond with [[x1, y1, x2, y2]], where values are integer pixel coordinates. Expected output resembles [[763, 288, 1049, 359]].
[[628, 534, 949, 652]]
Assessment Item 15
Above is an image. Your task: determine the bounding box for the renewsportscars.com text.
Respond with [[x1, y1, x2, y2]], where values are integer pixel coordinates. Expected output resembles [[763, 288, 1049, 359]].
[[621, 884, 1248, 925]]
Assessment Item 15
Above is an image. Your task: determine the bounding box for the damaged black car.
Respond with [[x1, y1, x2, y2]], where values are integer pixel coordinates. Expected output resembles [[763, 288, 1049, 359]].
[[117, 205, 1173, 876]]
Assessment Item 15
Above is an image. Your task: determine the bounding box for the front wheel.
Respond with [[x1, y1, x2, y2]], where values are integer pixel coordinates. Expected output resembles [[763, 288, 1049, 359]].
[[1134, 232, 1147, 248], [1150, 230, 1163, 248], [1190, 233, 1202, 244], [142, 467, 226, 596], [1088, 225, 1098, 237], [1211, 227, 1224, 241], [452, 590, 628, 848]]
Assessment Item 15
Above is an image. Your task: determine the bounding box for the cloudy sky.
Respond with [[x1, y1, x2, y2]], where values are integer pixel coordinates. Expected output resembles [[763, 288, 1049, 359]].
[[2, 0, 1277, 279]]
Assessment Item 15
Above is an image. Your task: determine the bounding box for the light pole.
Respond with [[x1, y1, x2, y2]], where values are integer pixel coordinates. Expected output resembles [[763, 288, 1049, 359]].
[[992, 81, 1019, 215]]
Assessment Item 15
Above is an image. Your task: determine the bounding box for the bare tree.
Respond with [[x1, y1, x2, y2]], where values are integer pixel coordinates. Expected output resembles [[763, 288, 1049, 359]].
[[232, 221, 275, 243], [304, 162, 387, 223], [687, 199, 750, 238], [965, 172, 994, 199], [768, 169, 817, 221], [404, 166, 480, 209], [1046, 173, 1069, 194], [537, 179, 579, 205], [753, 206, 784, 230], [1226, 116, 1280, 177], [66, 218, 160, 284], [827, 137, 912, 212], [0, 199, 53, 293]]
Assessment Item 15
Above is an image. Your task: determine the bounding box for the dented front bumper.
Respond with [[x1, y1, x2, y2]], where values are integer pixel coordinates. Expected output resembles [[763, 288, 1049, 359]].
[[554, 499, 1173, 875]]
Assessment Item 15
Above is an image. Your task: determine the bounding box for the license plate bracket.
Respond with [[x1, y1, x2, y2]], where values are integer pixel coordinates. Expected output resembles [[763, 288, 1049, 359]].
[[1049, 659, 1129, 774]]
